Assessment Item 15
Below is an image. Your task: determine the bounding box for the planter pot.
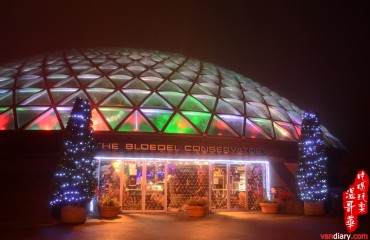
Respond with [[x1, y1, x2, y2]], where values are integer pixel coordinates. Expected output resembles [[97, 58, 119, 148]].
[[186, 206, 207, 217], [61, 205, 86, 224], [99, 206, 120, 218], [259, 202, 280, 214], [304, 201, 325, 216]]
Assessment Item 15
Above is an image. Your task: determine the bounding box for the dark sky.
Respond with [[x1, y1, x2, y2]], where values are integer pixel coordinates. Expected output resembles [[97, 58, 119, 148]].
[[0, 0, 369, 151]]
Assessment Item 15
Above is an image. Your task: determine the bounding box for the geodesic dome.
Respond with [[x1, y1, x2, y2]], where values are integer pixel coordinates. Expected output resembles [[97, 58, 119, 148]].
[[0, 48, 342, 148]]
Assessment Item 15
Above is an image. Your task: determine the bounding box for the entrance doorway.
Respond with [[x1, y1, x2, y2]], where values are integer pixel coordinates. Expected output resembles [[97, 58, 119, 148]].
[[96, 158, 269, 213]]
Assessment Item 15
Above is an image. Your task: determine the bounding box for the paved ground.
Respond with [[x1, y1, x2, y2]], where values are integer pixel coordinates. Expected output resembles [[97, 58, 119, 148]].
[[0, 212, 368, 240]]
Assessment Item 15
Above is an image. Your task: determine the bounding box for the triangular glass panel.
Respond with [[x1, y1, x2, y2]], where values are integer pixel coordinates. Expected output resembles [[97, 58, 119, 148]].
[[19, 90, 51, 106], [17, 76, 44, 88], [217, 114, 244, 135], [269, 106, 290, 122], [118, 110, 154, 132], [223, 98, 244, 114], [153, 66, 172, 77], [279, 98, 294, 111], [81, 67, 101, 75], [54, 77, 80, 88], [108, 68, 133, 87], [158, 91, 185, 108], [178, 66, 197, 78], [141, 92, 172, 109], [16, 106, 48, 128], [87, 77, 115, 89], [50, 88, 78, 104], [287, 110, 302, 125], [123, 78, 150, 90], [91, 108, 110, 131], [172, 80, 193, 92], [182, 111, 211, 133], [163, 59, 178, 69], [199, 83, 219, 95], [215, 99, 240, 115], [98, 63, 118, 74], [164, 113, 198, 134], [207, 115, 238, 137], [140, 57, 156, 67], [26, 108, 61, 130], [245, 118, 271, 140], [91, 56, 107, 64], [157, 81, 184, 92], [59, 90, 90, 105], [246, 102, 269, 118], [180, 95, 209, 112], [46, 74, 69, 87], [0, 77, 14, 88], [126, 61, 147, 75], [170, 72, 191, 82], [192, 94, 216, 111], [244, 91, 263, 102], [198, 74, 219, 84], [139, 70, 164, 89], [220, 87, 243, 99], [257, 86, 271, 96], [264, 96, 281, 107], [45, 65, 66, 73], [115, 56, 132, 64], [295, 125, 301, 137], [141, 109, 173, 131], [190, 84, 213, 95], [129, 54, 142, 60], [0, 90, 13, 105], [101, 91, 132, 107], [0, 108, 15, 130], [0, 107, 9, 114], [222, 78, 238, 88], [99, 107, 132, 129], [56, 106, 73, 128], [71, 64, 91, 73], [273, 121, 297, 141], [122, 89, 150, 106], [86, 88, 114, 104], [77, 74, 100, 86], [249, 118, 273, 138]]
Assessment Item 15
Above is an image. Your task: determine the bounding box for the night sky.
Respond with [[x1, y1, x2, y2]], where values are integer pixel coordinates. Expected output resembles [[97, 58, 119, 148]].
[[0, 0, 369, 152]]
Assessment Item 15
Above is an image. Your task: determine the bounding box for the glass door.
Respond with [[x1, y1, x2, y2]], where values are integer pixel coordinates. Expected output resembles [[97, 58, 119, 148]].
[[210, 163, 228, 210], [122, 161, 143, 211], [144, 162, 166, 211], [230, 163, 246, 209]]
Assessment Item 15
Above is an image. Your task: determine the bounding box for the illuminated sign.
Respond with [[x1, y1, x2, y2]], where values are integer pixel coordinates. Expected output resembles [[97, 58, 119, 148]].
[[97, 142, 268, 156]]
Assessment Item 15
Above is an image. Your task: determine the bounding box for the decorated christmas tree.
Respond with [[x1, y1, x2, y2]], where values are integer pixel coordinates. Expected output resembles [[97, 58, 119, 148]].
[[297, 111, 328, 215], [50, 97, 97, 212]]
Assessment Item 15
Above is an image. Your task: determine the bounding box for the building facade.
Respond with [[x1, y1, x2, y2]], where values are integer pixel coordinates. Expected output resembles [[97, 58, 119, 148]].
[[0, 48, 343, 217]]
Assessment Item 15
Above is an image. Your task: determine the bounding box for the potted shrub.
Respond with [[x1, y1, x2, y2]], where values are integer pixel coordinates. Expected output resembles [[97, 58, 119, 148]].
[[98, 194, 121, 218], [259, 188, 280, 214], [185, 196, 208, 217]]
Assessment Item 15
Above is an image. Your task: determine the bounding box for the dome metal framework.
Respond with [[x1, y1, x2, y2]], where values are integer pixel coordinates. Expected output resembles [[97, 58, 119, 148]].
[[0, 48, 342, 148]]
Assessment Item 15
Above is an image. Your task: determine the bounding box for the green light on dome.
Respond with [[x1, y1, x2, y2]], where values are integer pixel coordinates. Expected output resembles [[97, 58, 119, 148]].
[[141, 109, 173, 131], [182, 111, 211, 133], [99, 107, 131, 129], [164, 113, 198, 134]]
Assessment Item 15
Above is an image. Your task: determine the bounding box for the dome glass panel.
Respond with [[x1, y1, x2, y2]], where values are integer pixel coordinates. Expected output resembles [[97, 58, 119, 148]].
[[0, 48, 341, 148]]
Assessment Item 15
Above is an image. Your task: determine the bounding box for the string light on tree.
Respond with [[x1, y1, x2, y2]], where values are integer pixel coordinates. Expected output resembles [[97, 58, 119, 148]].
[[297, 111, 328, 202], [50, 97, 97, 208]]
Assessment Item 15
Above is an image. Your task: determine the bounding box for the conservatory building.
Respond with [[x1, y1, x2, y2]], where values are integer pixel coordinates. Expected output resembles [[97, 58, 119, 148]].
[[0, 48, 343, 215]]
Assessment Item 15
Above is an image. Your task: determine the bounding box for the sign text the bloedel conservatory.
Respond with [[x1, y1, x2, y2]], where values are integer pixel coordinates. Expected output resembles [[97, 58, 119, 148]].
[[97, 142, 268, 156]]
